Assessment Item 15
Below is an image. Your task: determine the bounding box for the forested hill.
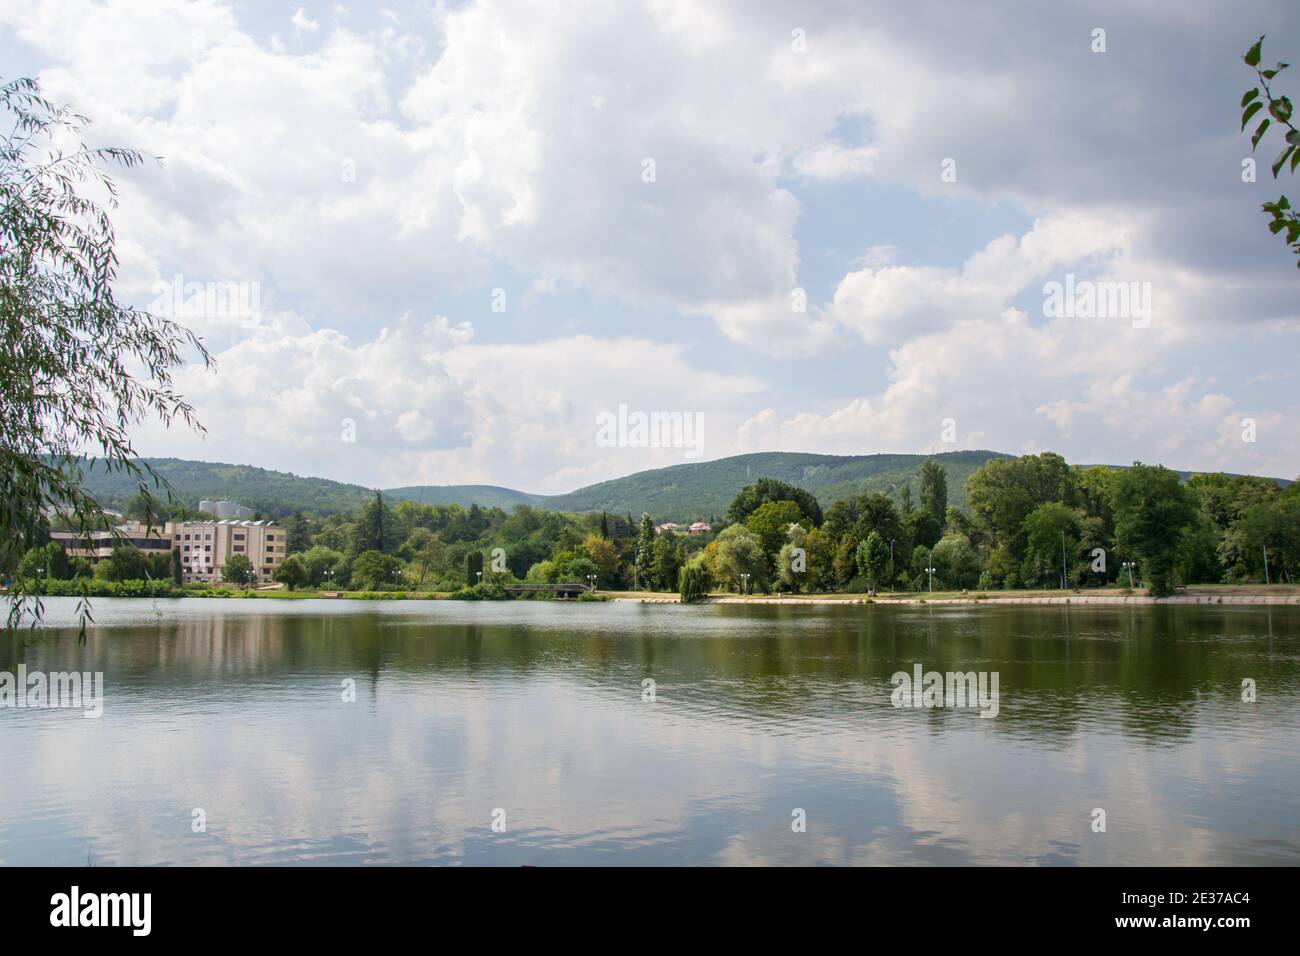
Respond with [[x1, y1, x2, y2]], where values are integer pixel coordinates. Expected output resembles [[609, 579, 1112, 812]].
[[541, 450, 1011, 521], [382, 484, 544, 511], [69, 457, 378, 516], [71, 450, 1010, 520], [69, 451, 1285, 522]]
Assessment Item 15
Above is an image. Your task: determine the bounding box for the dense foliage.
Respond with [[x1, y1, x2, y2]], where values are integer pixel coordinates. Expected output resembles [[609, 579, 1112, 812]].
[[12, 454, 1298, 601]]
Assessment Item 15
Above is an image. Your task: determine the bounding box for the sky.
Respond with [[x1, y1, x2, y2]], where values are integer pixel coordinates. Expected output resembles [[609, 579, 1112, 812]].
[[3, 0, 1298, 494]]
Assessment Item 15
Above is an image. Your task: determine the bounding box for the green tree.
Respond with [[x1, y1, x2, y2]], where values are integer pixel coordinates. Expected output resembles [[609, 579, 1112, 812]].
[[222, 553, 254, 588], [855, 531, 890, 591], [832, 533, 860, 587], [1111, 463, 1195, 597], [918, 459, 948, 524], [465, 549, 484, 587], [353, 492, 397, 554], [18, 541, 70, 581], [967, 452, 1076, 558], [634, 513, 656, 589], [803, 526, 836, 592], [903, 509, 942, 551], [351, 549, 402, 590], [777, 523, 810, 592], [931, 533, 981, 590], [1242, 493, 1300, 582], [650, 534, 680, 591], [284, 511, 311, 553], [171, 546, 183, 586], [0, 78, 209, 630], [1241, 36, 1300, 268], [712, 524, 767, 592], [302, 545, 344, 587], [274, 554, 308, 591], [745, 499, 806, 560], [1021, 501, 1080, 588], [583, 533, 621, 585], [899, 482, 913, 515], [678, 555, 711, 603], [726, 477, 823, 527], [402, 528, 444, 585]]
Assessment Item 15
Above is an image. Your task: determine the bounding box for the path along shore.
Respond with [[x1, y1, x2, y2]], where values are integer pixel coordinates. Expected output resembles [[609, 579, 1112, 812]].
[[612, 592, 1300, 607]]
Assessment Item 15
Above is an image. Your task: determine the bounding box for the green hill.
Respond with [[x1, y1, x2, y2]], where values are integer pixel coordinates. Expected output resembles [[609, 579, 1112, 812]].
[[69, 457, 376, 516], [541, 450, 1010, 522], [69, 451, 1284, 524], [384, 484, 545, 511], [70, 450, 1009, 520]]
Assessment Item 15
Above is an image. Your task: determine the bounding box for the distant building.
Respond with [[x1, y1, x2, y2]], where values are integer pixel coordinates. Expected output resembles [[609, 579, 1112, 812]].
[[688, 521, 711, 535], [198, 499, 255, 520], [654, 522, 681, 535], [51, 522, 172, 563], [51, 519, 285, 584]]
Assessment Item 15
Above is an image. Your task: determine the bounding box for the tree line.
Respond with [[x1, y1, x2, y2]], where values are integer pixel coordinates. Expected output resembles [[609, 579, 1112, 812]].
[[17, 452, 1294, 602]]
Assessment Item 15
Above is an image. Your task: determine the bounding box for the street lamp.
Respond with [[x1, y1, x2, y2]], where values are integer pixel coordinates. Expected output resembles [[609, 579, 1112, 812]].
[[926, 549, 936, 594], [1121, 561, 1136, 589], [740, 572, 750, 595], [476, 570, 483, 585], [586, 573, 597, 592], [1061, 530, 1068, 590]]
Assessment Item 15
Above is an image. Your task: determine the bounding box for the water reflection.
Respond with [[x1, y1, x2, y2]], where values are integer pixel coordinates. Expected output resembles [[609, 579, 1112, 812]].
[[1, 598, 1296, 865]]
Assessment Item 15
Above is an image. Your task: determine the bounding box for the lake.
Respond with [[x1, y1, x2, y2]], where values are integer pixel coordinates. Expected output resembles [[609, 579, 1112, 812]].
[[1, 597, 1296, 866]]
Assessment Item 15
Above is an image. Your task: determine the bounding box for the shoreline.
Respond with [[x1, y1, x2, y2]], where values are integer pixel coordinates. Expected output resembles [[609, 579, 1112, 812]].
[[614, 592, 1300, 607], [9, 588, 1300, 607]]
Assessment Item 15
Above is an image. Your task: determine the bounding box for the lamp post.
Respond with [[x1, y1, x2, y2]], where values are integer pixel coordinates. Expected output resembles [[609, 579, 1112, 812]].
[[889, 539, 895, 593], [1263, 546, 1270, 585], [926, 550, 936, 594], [476, 570, 483, 585], [740, 572, 750, 595], [1061, 530, 1068, 590], [1121, 561, 1136, 589]]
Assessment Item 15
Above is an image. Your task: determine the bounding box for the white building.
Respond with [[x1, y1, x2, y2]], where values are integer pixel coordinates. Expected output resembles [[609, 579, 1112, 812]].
[[199, 499, 255, 520], [53, 519, 286, 584]]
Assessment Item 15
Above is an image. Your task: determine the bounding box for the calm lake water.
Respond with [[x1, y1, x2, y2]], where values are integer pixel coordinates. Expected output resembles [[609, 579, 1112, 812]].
[[1, 597, 1297, 866]]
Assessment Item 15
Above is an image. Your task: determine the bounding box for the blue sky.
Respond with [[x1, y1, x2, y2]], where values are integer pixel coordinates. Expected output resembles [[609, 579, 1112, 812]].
[[2, 0, 1297, 493]]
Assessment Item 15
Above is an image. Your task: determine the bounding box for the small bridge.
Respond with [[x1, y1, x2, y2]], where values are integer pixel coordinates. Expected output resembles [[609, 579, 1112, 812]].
[[504, 582, 594, 598]]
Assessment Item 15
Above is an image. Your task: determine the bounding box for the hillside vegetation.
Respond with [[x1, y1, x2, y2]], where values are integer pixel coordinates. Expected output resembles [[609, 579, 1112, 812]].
[[69, 450, 1285, 523]]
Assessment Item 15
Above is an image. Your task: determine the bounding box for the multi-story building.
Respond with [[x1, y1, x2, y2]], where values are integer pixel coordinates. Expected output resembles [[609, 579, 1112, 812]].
[[198, 499, 255, 520], [50, 522, 173, 563], [170, 519, 285, 583], [52, 519, 286, 584]]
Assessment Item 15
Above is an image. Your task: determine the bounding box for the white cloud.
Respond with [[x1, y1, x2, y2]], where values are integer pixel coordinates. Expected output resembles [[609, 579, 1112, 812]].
[[2, 0, 1298, 489], [828, 212, 1131, 346], [737, 309, 1300, 478], [136, 316, 766, 491], [290, 7, 319, 34]]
